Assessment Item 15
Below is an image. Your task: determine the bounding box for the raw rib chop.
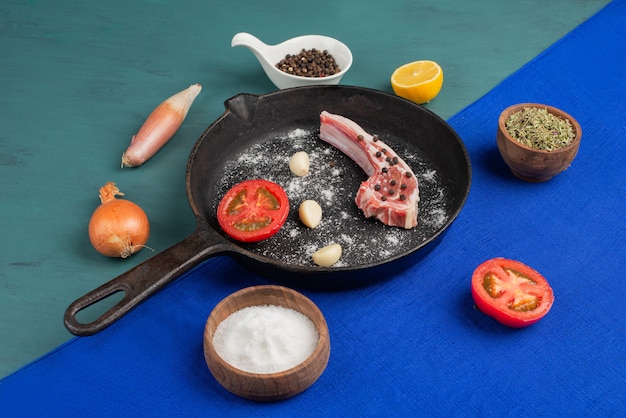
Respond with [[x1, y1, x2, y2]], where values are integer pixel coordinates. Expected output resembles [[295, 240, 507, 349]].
[[319, 111, 419, 229]]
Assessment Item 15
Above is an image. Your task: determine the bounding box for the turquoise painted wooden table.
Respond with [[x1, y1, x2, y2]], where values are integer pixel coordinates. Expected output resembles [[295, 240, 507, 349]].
[[0, 0, 611, 378]]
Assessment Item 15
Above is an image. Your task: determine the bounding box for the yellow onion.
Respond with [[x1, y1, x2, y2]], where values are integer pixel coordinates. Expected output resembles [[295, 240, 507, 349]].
[[88, 182, 150, 258]]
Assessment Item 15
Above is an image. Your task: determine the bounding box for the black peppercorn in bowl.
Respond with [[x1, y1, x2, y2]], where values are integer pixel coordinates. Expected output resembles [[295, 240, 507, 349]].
[[231, 32, 353, 89]]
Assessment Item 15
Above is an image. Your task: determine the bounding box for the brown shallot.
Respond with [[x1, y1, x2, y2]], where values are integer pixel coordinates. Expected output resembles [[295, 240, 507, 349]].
[[88, 182, 150, 258], [121, 83, 202, 167]]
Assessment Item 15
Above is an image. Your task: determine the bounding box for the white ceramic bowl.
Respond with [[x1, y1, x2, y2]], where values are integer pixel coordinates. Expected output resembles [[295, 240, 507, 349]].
[[232, 32, 353, 90]]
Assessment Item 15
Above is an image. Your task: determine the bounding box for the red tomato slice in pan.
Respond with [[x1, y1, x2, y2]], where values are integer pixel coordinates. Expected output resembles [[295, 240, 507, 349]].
[[217, 179, 289, 243], [471, 258, 554, 328]]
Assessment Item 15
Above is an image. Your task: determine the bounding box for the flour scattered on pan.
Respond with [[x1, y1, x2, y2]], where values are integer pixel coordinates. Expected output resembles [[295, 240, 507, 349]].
[[214, 128, 451, 267]]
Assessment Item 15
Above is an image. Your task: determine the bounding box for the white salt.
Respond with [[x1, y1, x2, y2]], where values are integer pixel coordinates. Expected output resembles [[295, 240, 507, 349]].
[[320, 189, 334, 206], [212, 305, 319, 374], [288, 128, 310, 139], [385, 235, 399, 246], [422, 169, 437, 182], [340, 234, 354, 245]]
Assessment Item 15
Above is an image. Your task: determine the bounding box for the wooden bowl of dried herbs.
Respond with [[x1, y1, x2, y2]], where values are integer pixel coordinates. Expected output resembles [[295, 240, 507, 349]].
[[497, 103, 582, 182], [203, 285, 330, 401]]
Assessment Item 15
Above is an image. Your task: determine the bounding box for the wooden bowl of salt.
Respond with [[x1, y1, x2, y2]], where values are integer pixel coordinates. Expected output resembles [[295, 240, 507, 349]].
[[203, 285, 330, 401]]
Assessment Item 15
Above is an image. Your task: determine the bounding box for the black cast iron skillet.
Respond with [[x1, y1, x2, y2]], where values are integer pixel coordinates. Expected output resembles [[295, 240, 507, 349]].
[[64, 86, 471, 336]]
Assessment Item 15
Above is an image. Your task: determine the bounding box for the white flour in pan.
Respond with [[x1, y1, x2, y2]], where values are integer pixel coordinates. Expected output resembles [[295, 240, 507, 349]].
[[215, 128, 449, 267]]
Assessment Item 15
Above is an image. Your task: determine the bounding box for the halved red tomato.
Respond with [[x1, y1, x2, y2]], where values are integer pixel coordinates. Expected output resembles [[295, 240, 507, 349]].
[[471, 258, 554, 328], [217, 179, 289, 243]]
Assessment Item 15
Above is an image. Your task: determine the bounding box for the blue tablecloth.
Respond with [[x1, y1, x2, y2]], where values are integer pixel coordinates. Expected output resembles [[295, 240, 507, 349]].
[[1, 1, 624, 416]]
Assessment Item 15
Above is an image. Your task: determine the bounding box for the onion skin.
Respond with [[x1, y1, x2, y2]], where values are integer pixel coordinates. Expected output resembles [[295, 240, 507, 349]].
[[88, 182, 150, 258], [121, 83, 202, 168]]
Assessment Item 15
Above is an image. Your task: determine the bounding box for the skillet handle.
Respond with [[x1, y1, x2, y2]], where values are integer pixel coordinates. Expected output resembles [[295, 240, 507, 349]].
[[64, 225, 231, 336]]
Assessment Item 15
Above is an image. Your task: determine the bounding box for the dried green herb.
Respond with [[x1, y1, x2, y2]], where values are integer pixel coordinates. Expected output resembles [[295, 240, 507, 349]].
[[505, 107, 574, 151]]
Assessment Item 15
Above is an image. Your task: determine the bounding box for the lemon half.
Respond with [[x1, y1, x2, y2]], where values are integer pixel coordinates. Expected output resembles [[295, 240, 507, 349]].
[[391, 60, 443, 104]]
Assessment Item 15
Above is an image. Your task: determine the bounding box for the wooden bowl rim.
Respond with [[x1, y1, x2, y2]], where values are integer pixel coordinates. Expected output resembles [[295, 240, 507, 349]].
[[498, 103, 582, 154], [204, 284, 330, 379]]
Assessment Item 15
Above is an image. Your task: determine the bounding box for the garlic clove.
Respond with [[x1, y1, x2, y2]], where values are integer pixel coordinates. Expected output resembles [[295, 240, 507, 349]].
[[312, 243, 342, 266], [289, 151, 310, 176], [299, 200, 323, 228]]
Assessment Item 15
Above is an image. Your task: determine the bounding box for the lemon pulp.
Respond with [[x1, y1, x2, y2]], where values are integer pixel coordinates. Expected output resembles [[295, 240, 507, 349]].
[[391, 60, 443, 104]]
